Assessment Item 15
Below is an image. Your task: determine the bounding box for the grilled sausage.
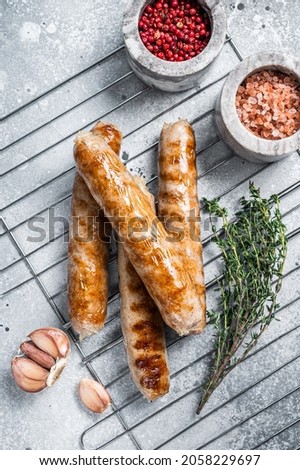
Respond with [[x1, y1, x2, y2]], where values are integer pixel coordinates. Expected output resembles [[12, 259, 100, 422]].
[[74, 129, 204, 336], [118, 178, 169, 400], [158, 120, 206, 329], [68, 123, 122, 339]]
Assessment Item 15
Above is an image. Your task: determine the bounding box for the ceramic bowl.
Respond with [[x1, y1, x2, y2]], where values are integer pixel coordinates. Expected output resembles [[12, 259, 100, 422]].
[[123, 0, 227, 92], [215, 51, 300, 163]]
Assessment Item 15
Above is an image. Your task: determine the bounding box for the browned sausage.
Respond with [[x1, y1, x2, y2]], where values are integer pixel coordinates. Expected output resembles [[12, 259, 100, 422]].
[[118, 178, 169, 400], [68, 123, 122, 339], [74, 128, 204, 336], [158, 120, 206, 330]]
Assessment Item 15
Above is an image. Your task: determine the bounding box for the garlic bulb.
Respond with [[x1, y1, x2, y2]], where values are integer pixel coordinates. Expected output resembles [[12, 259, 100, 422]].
[[11, 327, 71, 393], [78, 378, 111, 413]]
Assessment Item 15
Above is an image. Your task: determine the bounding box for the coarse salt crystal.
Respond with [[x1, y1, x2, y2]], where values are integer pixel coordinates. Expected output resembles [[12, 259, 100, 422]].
[[242, 103, 251, 111]]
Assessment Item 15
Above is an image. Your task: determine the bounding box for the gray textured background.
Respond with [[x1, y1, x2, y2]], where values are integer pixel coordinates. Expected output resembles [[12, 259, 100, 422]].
[[1, 0, 300, 450]]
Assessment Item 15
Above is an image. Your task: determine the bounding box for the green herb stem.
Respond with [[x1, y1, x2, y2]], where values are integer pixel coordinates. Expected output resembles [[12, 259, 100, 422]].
[[197, 183, 287, 415]]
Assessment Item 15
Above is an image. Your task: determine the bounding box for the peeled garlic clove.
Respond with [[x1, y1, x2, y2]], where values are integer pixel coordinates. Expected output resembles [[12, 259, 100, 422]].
[[29, 327, 70, 359], [11, 357, 48, 393], [78, 378, 111, 413], [20, 341, 55, 370]]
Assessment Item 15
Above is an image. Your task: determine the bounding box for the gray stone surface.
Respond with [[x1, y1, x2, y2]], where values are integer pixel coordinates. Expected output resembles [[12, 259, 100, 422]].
[[1, 0, 300, 451], [225, 0, 300, 57]]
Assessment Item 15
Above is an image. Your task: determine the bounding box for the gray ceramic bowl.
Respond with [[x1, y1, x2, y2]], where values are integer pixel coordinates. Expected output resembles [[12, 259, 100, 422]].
[[215, 51, 300, 163], [123, 0, 227, 92]]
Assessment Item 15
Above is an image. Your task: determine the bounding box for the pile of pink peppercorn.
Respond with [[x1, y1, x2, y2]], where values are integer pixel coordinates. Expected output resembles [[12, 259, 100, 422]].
[[139, 1, 212, 62]]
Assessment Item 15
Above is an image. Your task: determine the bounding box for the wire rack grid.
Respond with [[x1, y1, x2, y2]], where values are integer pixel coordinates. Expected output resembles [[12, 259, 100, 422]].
[[2, 30, 300, 450]]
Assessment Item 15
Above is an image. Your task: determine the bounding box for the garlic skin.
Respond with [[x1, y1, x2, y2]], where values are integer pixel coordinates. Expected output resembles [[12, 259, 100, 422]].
[[11, 327, 71, 393], [78, 378, 111, 413], [47, 358, 68, 387]]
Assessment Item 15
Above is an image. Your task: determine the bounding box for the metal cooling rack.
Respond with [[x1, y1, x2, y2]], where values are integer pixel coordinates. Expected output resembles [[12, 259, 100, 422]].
[[2, 31, 300, 450]]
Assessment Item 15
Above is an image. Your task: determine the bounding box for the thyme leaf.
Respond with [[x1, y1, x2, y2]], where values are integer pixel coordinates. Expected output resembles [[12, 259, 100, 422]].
[[197, 182, 287, 415]]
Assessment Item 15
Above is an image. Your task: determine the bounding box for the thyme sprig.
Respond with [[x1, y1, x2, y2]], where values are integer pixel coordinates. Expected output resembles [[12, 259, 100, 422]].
[[197, 182, 287, 415]]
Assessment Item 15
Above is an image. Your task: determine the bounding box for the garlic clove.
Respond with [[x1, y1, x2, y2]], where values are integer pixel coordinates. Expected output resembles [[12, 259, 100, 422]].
[[29, 328, 71, 360], [12, 357, 49, 381], [20, 341, 55, 370], [11, 357, 48, 393], [47, 328, 70, 358], [13, 374, 47, 393], [29, 329, 58, 358], [78, 378, 111, 413]]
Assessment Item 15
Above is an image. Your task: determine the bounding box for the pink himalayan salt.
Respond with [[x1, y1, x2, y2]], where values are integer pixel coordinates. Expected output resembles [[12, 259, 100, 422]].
[[236, 70, 300, 140]]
